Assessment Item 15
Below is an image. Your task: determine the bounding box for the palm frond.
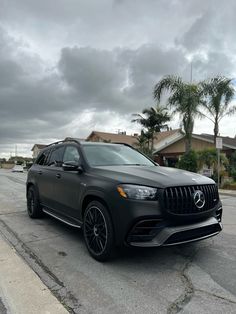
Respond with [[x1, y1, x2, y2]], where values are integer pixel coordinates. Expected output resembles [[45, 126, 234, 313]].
[[153, 75, 184, 101]]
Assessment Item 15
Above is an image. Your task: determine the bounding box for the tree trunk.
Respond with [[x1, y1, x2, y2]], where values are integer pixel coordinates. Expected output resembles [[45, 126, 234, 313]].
[[214, 119, 219, 144], [151, 133, 154, 153], [183, 115, 193, 154], [185, 135, 192, 154]]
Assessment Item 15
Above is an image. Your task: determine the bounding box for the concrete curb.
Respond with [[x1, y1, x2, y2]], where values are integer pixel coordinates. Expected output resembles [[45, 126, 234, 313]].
[[0, 236, 69, 314]]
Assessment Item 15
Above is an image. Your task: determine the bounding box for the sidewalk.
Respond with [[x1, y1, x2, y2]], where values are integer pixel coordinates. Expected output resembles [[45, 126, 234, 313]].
[[219, 189, 236, 197], [0, 235, 69, 314]]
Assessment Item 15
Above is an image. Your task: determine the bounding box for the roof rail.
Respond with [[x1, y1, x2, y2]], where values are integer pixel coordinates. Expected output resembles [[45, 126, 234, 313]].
[[46, 137, 81, 148]]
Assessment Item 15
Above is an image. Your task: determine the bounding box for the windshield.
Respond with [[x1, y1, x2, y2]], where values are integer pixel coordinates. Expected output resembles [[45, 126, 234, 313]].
[[82, 144, 155, 167]]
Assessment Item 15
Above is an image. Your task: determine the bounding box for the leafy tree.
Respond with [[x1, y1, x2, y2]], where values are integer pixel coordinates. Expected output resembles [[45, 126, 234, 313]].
[[132, 105, 170, 152], [154, 75, 204, 154], [200, 76, 235, 143], [177, 150, 198, 172]]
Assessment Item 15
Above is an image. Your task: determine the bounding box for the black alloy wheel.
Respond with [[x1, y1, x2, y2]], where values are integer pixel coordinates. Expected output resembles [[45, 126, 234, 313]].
[[27, 186, 43, 218], [83, 201, 114, 261]]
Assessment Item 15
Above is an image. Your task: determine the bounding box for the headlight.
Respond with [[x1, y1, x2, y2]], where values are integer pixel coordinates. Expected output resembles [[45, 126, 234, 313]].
[[117, 184, 158, 200]]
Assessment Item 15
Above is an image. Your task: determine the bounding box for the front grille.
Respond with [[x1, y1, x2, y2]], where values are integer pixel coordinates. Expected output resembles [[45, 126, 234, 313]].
[[163, 184, 219, 215]]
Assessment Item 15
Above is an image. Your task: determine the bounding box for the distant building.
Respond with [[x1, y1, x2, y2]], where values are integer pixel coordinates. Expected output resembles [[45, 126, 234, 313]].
[[31, 144, 47, 159], [86, 131, 139, 146]]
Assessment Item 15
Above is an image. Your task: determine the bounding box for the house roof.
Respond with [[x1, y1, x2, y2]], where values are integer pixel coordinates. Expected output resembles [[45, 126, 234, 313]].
[[86, 131, 138, 146], [193, 134, 236, 149], [31, 144, 47, 151], [153, 129, 183, 152], [153, 131, 236, 153], [153, 128, 182, 144]]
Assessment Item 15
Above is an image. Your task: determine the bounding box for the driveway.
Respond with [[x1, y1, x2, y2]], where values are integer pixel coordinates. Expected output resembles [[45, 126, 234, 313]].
[[0, 169, 235, 314]]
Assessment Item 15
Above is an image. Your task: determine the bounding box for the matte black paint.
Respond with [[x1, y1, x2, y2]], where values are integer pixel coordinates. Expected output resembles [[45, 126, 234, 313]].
[[27, 142, 222, 247]]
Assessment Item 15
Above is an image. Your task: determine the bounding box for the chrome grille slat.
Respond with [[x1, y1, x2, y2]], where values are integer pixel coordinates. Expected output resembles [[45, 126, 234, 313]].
[[163, 184, 219, 215]]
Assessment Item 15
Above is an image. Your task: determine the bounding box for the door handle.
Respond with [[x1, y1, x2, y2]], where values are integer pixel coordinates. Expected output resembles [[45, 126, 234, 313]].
[[38, 170, 42, 175], [56, 173, 61, 179]]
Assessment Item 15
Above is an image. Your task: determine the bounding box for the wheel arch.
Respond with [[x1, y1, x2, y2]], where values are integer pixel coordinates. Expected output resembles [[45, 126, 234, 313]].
[[81, 193, 110, 219], [26, 182, 40, 201], [81, 191, 118, 245]]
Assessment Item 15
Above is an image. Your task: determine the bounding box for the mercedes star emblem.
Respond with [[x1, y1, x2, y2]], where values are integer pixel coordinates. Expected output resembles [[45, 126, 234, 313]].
[[193, 190, 205, 209]]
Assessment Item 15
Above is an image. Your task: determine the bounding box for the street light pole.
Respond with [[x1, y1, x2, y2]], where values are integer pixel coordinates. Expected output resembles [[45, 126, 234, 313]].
[[216, 137, 222, 188], [217, 148, 220, 187]]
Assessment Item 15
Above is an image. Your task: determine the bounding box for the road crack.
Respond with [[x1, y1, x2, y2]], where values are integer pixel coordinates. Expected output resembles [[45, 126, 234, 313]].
[[167, 256, 194, 314], [195, 289, 236, 304], [0, 297, 8, 314]]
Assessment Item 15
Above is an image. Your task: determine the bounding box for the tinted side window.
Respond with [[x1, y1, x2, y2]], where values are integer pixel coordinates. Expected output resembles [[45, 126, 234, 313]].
[[63, 146, 80, 163], [48, 146, 64, 167], [36, 149, 50, 166]]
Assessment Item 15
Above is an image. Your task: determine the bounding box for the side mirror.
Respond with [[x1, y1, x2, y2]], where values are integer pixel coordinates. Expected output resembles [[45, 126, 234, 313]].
[[62, 161, 83, 172]]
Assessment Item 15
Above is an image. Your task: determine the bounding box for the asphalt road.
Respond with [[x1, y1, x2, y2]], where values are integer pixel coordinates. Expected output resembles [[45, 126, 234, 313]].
[[0, 169, 236, 314]]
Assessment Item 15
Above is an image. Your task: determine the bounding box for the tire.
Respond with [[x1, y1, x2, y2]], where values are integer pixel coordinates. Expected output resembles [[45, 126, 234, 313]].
[[83, 201, 114, 262], [27, 186, 43, 218]]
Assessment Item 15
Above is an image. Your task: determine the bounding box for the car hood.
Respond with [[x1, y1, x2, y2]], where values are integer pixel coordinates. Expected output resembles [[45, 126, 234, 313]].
[[92, 165, 215, 188]]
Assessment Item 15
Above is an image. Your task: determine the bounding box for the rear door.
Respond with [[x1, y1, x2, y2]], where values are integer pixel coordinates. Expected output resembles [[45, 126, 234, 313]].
[[33, 148, 52, 205], [40, 145, 65, 210]]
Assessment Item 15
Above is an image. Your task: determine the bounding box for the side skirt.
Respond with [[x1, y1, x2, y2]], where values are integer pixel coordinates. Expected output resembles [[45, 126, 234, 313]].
[[42, 207, 82, 229]]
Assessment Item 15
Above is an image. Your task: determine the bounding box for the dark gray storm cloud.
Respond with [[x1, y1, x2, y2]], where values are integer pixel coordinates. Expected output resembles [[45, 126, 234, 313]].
[[58, 47, 128, 109], [0, 0, 236, 156], [0, 33, 187, 149]]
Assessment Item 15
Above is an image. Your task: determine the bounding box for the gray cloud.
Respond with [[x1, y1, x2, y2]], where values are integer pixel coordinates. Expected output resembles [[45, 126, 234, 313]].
[[120, 45, 188, 102], [58, 46, 128, 109], [191, 51, 235, 81], [178, 0, 236, 54], [0, 1, 236, 157]]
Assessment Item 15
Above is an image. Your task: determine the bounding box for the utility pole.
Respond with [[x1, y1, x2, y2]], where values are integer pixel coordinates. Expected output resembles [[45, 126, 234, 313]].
[[190, 62, 193, 83]]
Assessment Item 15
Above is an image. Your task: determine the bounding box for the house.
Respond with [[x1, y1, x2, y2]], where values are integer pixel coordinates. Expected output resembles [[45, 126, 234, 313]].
[[153, 130, 236, 166], [86, 131, 139, 146], [31, 144, 47, 159]]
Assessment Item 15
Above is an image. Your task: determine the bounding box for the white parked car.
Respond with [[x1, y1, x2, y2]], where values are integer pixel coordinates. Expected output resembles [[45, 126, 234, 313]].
[[12, 165, 24, 173]]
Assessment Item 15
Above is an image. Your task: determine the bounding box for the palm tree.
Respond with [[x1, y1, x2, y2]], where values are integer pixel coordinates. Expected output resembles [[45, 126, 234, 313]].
[[154, 75, 204, 154], [132, 105, 171, 152], [134, 130, 151, 155], [200, 76, 235, 143]]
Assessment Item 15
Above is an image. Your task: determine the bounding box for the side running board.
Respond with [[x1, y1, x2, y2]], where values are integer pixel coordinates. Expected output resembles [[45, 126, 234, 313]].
[[43, 208, 82, 229]]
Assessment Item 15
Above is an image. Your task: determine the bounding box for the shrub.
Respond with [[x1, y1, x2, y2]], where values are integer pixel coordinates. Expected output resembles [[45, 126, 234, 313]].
[[230, 167, 236, 181], [177, 150, 198, 172]]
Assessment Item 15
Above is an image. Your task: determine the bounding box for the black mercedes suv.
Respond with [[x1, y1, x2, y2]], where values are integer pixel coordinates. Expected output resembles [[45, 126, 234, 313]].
[[27, 138, 222, 261]]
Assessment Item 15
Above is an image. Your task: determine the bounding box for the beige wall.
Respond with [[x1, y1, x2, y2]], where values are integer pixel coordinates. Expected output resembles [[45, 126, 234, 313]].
[[159, 137, 215, 154], [1, 163, 15, 169], [88, 135, 102, 142]]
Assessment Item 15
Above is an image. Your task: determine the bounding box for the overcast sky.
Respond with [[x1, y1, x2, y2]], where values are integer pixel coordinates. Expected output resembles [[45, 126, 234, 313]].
[[0, 0, 236, 158]]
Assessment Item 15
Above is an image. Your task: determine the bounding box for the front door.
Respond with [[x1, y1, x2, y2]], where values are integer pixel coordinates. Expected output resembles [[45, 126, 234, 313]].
[[52, 145, 84, 220]]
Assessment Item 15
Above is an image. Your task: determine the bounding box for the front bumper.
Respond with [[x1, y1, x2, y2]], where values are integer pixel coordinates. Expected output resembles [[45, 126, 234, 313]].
[[128, 216, 222, 247]]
